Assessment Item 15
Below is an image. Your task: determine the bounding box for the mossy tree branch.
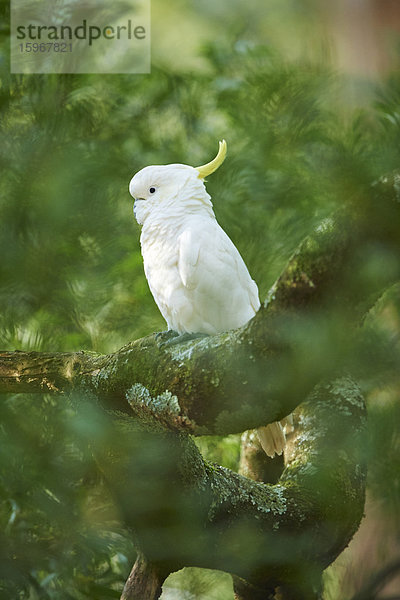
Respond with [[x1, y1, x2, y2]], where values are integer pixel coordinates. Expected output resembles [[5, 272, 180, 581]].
[[95, 376, 366, 599]]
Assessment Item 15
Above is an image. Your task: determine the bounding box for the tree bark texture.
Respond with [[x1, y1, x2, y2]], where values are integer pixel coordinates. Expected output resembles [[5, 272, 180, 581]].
[[120, 553, 163, 600], [91, 376, 365, 598]]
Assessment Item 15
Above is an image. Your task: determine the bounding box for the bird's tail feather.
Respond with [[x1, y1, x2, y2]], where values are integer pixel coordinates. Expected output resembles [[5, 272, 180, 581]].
[[257, 415, 294, 458]]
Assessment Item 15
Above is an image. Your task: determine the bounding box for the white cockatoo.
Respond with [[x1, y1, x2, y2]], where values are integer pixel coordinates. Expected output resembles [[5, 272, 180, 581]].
[[129, 140, 290, 457]]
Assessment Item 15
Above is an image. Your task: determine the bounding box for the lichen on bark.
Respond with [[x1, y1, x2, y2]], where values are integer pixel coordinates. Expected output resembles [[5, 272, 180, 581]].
[[99, 374, 365, 598]]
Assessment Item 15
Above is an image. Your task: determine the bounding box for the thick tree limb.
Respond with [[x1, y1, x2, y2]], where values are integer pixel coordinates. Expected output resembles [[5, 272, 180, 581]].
[[96, 376, 366, 598], [0, 350, 105, 395]]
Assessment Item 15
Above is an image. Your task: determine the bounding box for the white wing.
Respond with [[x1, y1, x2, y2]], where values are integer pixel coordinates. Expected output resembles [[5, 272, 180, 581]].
[[178, 228, 201, 291], [175, 218, 260, 334]]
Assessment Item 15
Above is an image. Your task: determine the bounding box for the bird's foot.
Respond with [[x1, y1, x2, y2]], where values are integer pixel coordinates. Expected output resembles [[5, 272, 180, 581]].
[[158, 331, 209, 348], [155, 330, 179, 347]]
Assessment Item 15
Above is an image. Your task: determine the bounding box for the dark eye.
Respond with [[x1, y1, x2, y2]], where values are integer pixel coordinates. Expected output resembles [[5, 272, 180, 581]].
[[149, 187, 156, 194]]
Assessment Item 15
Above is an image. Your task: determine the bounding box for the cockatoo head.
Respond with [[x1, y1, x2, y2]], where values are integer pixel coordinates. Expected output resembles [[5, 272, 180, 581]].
[[129, 140, 227, 225]]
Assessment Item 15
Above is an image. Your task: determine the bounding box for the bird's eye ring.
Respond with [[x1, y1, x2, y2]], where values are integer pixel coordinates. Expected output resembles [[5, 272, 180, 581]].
[[149, 186, 156, 194]]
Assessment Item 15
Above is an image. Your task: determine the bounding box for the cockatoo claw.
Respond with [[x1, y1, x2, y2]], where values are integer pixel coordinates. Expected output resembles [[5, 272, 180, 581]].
[[155, 330, 179, 347]]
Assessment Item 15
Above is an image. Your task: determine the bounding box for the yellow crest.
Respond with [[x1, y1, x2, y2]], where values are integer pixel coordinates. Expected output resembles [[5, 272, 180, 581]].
[[195, 140, 227, 179]]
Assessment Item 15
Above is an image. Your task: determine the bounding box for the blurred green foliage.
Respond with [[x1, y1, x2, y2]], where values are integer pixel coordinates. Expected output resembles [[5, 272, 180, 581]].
[[1, 0, 400, 597]]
